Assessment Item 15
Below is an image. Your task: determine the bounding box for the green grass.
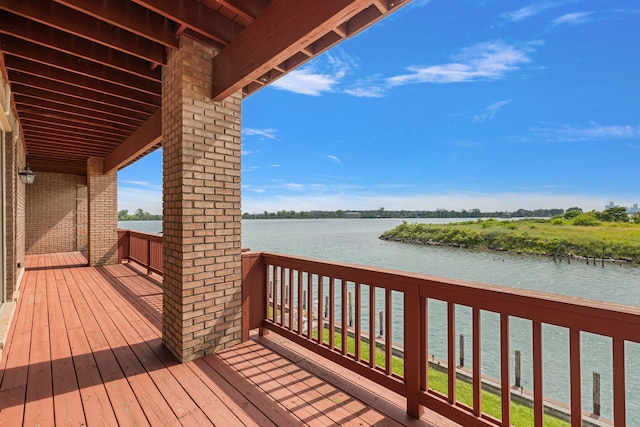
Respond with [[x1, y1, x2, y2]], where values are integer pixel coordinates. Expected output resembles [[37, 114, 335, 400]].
[[312, 328, 570, 427], [381, 218, 640, 263]]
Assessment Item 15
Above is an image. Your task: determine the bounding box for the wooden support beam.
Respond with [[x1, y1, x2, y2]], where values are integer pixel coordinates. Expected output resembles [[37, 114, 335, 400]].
[[0, 0, 167, 65], [211, 0, 373, 101], [103, 109, 161, 174], [0, 14, 161, 82], [131, 0, 243, 46], [53, 0, 178, 48]]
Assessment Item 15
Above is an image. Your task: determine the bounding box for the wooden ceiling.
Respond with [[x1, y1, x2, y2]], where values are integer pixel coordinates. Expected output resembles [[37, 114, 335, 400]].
[[0, 0, 408, 176]]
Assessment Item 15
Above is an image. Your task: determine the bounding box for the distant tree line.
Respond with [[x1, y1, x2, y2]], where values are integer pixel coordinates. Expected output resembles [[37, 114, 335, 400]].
[[242, 208, 566, 220], [118, 209, 162, 221]]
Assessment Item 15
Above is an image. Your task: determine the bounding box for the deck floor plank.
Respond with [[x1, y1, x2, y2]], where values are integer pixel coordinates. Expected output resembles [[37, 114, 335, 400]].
[[0, 252, 460, 427], [47, 266, 87, 427], [65, 265, 149, 427]]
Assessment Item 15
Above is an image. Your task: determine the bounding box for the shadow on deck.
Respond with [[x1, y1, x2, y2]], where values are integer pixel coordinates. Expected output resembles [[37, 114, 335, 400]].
[[0, 252, 457, 426]]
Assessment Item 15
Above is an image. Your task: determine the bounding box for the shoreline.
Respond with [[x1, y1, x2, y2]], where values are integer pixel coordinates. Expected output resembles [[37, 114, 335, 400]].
[[379, 235, 639, 266]]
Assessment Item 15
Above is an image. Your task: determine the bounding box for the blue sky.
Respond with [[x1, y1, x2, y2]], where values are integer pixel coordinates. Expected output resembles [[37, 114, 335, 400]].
[[118, 0, 640, 215]]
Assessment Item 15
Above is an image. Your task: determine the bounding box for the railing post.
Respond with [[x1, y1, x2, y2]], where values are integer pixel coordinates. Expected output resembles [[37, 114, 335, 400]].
[[404, 284, 424, 418], [379, 311, 383, 337], [241, 252, 267, 341], [117, 229, 130, 262], [459, 334, 464, 367]]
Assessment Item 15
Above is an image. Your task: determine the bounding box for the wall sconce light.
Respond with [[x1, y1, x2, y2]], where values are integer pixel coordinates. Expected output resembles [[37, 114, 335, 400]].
[[18, 165, 35, 184]]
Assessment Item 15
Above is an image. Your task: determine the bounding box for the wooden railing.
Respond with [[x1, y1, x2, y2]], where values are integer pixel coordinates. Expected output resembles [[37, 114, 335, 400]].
[[242, 251, 640, 427], [117, 229, 162, 275]]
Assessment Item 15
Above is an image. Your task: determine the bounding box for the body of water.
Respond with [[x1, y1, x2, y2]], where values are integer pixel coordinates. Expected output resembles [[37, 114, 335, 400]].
[[120, 218, 640, 423]]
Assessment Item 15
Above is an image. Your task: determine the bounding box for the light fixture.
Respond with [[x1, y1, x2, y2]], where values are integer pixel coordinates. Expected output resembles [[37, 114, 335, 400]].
[[18, 165, 35, 184]]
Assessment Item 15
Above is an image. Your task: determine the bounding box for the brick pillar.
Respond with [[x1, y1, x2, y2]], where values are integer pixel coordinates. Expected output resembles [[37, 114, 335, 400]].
[[162, 36, 242, 362], [87, 157, 118, 266]]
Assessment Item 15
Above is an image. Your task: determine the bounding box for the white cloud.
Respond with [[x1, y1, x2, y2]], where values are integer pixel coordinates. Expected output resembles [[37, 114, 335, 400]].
[[530, 123, 640, 142], [270, 68, 338, 96], [270, 164, 281, 168], [243, 128, 278, 140], [501, 3, 557, 22], [326, 155, 341, 164], [553, 11, 593, 25], [121, 180, 152, 187], [270, 51, 354, 96], [473, 99, 512, 122], [387, 41, 532, 86], [344, 86, 386, 98]]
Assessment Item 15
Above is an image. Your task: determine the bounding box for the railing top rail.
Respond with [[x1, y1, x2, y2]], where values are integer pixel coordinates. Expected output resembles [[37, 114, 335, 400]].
[[253, 251, 640, 342], [118, 228, 163, 243]]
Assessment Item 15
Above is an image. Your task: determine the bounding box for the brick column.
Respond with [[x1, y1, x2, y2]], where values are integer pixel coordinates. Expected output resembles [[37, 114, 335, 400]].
[[162, 36, 242, 362], [87, 157, 118, 266]]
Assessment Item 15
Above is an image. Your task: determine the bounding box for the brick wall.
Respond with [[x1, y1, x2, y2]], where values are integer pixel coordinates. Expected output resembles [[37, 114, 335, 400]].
[[162, 36, 242, 362], [87, 157, 118, 266], [3, 116, 25, 302], [25, 172, 82, 255]]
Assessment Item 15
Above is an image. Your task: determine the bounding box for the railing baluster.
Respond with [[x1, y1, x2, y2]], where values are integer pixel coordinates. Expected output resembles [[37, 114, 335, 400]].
[[570, 328, 581, 426], [613, 338, 626, 427], [297, 271, 303, 334], [271, 266, 277, 324], [473, 307, 481, 416], [420, 295, 427, 390], [329, 277, 335, 350], [318, 275, 324, 345], [533, 321, 543, 427], [307, 273, 313, 340], [369, 285, 376, 368], [355, 282, 361, 362], [341, 281, 347, 355], [385, 288, 392, 376], [500, 313, 510, 426], [147, 236, 151, 274], [447, 302, 456, 404], [288, 268, 294, 330], [280, 267, 286, 327]]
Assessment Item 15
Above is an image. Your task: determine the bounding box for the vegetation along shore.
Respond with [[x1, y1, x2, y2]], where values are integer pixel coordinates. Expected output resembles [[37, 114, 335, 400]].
[[380, 207, 640, 264]]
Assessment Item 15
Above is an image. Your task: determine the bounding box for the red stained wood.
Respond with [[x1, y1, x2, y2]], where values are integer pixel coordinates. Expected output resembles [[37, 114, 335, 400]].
[[1, 252, 450, 427], [500, 313, 510, 426]]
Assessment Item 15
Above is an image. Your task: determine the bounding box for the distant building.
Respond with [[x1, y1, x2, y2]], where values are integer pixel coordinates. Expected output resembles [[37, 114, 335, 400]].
[[628, 204, 640, 214], [605, 201, 617, 209], [345, 212, 361, 219]]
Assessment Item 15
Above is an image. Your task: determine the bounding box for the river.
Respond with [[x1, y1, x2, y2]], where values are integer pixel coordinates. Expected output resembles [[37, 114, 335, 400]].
[[119, 218, 640, 424]]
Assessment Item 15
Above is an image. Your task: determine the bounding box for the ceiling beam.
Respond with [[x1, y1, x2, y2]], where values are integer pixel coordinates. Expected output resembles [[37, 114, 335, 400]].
[[14, 95, 141, 130], [215, 0, 269, 22], [103, 109, 161, 174], [53, 0, 178, 48], [0, 0, 166, 65], [11, 85, 150, 122], [4, 57, 161, 107], [8, 72, 159, 114], [0, 14, 162, 82], [131, 0, 243, 46], [211, 0, 373, 101], [1, 37, 161, 96]]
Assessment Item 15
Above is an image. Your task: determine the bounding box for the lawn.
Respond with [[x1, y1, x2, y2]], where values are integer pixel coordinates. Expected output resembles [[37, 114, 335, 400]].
[[315, 328, 570, 427]]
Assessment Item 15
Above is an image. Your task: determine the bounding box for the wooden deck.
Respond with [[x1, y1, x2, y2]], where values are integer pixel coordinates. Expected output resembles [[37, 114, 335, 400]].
[[0, 253, 458, 426]]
